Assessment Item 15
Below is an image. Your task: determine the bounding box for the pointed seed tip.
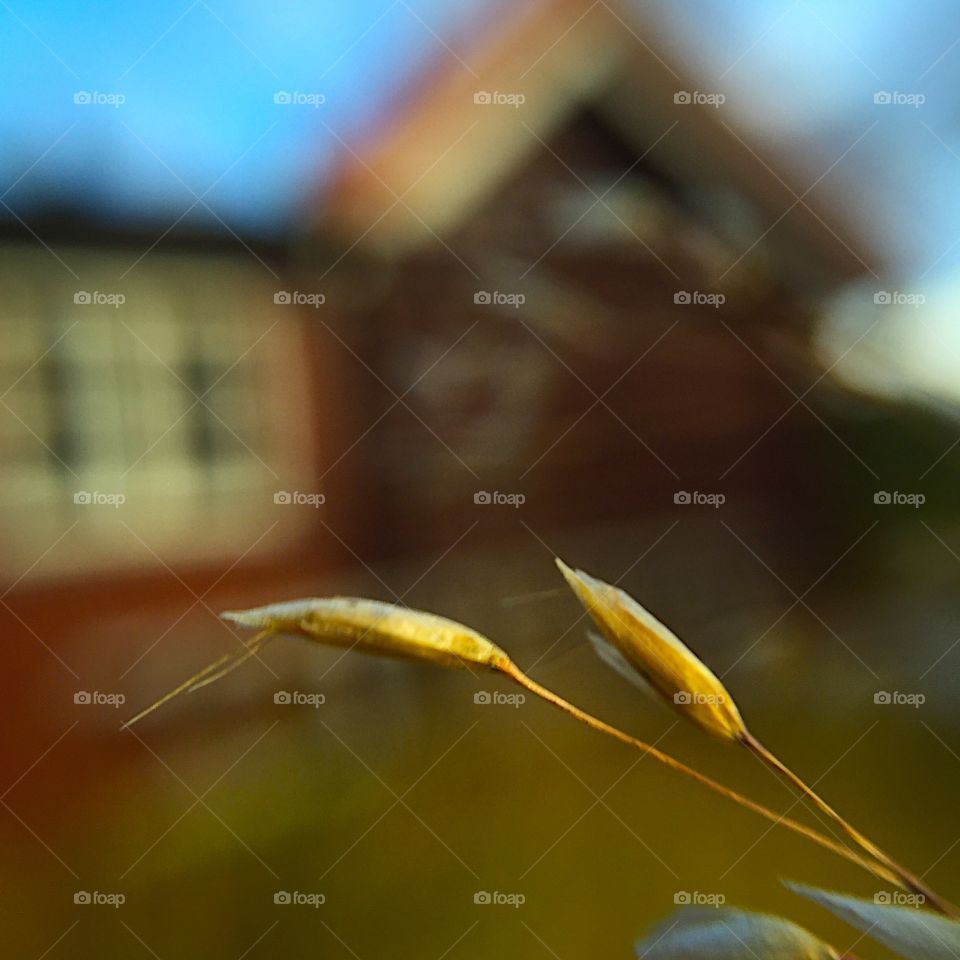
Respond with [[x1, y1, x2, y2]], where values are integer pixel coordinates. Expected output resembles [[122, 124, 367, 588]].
[[220, 609, 262, 627]]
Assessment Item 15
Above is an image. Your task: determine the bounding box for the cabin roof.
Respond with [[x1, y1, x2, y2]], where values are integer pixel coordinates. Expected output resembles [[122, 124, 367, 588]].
[[319, 0, 878, 283]]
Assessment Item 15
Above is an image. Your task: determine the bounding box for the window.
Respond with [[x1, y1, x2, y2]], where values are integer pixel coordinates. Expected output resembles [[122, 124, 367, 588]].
[[0, 244, 315, 574]]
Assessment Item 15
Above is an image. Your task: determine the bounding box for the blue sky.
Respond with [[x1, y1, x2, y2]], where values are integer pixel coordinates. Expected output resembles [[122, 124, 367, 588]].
[[665, 0, 960, 279], [4, 0, 960, 278], [0, 0, 488, 235]]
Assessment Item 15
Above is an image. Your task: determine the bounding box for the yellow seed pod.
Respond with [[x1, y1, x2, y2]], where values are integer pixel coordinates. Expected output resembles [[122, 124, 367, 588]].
[[223, 597, 513, 672], [555, 559, 747, 741], [123, 597, 515, 729]]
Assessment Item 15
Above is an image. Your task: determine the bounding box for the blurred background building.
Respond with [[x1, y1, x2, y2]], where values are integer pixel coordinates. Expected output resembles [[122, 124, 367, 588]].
[[2, 1, 960, 958]]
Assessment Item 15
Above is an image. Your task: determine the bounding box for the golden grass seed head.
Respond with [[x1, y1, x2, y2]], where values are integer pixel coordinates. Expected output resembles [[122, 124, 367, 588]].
[[223, 597, 513, 672], [554, 558, 747, 741]]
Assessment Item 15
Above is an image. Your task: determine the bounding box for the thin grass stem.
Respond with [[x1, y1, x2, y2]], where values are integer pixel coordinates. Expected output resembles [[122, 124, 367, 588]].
[[741, 732, 958, 918], [500, 661, 904, 892]]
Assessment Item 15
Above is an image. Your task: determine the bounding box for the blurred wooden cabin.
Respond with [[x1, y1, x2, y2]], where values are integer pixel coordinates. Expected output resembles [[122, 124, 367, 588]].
[[303, 0, 880, 558], [0, 0, 880, 812]]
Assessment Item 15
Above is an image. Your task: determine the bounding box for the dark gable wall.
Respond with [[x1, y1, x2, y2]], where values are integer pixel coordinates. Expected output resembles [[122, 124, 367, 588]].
[[323, 107, 828, 560]]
